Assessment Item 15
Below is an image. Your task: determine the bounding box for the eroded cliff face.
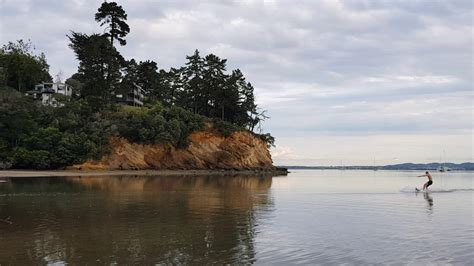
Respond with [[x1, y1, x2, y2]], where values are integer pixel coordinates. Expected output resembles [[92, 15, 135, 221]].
[[70, 131, 274, 170]]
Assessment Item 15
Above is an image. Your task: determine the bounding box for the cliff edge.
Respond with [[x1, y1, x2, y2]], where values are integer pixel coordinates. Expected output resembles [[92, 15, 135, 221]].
[[70, 130, 275, 171]]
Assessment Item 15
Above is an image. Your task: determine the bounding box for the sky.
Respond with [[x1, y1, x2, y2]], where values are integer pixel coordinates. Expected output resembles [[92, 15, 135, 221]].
[[0, 0, 472, 165]]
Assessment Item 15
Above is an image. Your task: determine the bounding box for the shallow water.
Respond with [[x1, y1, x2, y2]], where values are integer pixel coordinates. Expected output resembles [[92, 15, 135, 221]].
[[0, 170, 472, 264]]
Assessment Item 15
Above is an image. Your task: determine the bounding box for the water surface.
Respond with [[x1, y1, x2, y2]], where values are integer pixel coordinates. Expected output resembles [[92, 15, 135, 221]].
[[0, 170, 472, 264]]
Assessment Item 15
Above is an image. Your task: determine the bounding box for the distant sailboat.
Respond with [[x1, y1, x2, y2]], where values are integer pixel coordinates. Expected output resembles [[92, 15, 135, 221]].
[[438, 150, 451, 172], [438, 166, 450, 172]]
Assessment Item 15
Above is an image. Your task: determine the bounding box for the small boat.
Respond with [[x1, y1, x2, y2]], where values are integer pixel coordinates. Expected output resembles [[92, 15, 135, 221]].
[[438, 150, 451, 172], [438, 166, 451, 172]]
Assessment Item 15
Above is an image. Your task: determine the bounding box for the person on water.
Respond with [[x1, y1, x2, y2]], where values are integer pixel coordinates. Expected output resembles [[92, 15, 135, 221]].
[[417, 171, 433, 191]]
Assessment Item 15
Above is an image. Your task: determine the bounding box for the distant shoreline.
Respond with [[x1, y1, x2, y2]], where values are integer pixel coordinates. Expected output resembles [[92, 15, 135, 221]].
[[0, 169, 288, 178], [283, 167, 473, 171], [281, 162, 474, 171]]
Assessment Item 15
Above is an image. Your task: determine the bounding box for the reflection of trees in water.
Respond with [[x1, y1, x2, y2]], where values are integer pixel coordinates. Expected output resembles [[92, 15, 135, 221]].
[[0, 175, 274, 264]]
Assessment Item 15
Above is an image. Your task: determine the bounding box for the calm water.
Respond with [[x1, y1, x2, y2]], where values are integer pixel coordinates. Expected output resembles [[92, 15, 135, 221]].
[[0, 170, 472, 264]]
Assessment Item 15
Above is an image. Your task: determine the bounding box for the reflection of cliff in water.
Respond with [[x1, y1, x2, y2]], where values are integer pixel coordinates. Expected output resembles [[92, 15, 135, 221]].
[[0, 175, 274, 264]]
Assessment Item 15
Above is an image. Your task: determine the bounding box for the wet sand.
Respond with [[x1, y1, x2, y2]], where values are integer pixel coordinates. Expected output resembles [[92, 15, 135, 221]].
[[0, 169, 288, 178]]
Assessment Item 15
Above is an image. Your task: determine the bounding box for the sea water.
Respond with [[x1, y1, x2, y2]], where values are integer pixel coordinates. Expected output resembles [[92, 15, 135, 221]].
[[0, 170, 472, 264]]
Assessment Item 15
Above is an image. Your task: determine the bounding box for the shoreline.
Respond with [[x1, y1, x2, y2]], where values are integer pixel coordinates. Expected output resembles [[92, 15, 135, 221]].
[[0, 169, 289, 178]]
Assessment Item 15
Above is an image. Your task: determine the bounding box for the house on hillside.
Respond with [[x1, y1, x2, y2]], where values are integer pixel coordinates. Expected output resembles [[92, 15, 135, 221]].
[[26, 82, 73, 106], [115, 83, 144, 107]]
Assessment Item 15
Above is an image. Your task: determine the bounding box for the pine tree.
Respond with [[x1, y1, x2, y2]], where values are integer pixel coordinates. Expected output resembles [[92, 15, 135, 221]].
[[68, 32, 124, 108], [182, 50, 205, 114], [202, 54, 227, 118], [118, 59, 138, 96], [136, 60, 158, 97], [95, 1, 130, 46]]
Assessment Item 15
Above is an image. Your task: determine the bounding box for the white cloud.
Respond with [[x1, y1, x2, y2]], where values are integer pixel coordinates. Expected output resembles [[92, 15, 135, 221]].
[[270, 145, 300, 161]]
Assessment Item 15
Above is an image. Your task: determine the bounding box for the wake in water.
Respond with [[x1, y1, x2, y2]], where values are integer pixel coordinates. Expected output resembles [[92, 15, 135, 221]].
[[399, 187, 474, 193]]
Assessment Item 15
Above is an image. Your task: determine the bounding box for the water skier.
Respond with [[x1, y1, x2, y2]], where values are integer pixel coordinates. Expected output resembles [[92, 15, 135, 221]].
[[416, 171, 433, 191]]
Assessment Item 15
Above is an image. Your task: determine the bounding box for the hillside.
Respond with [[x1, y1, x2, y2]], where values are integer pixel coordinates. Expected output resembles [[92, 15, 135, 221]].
[[0, 88, 277, 171], [70, 130, 275, 171]]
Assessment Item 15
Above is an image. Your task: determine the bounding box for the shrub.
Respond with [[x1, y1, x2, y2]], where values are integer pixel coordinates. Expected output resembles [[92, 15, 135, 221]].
[[212, 118, 243, 137], [112, 104, 204, 148], [14, 148, 51, 169], [256, 133, 275, 148], [13, 127, 102, 169]]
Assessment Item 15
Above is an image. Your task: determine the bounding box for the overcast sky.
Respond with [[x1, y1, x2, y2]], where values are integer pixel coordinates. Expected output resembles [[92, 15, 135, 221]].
[[1, 0, 472, 165]]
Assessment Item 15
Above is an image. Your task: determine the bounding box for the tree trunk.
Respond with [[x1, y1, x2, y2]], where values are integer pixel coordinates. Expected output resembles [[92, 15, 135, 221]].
[[110, 17, 115, 46]]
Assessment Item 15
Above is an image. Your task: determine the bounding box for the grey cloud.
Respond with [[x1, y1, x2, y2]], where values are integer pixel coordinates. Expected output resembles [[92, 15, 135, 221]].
[[0, 0, 472, 164]]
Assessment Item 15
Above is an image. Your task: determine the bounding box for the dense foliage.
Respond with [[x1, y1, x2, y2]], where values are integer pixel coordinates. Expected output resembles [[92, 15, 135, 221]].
[[67, 32, 124, 109], [0, 87, 205, 169], [0, 40, 52, 92], [111, 103, 204, 148], [158, 51, 262, 131], [0, 1, 274, 170]]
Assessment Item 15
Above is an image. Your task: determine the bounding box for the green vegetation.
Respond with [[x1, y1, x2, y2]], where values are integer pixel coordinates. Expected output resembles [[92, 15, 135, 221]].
[[111, 104, 204, 148], [0, 87, 205, 169], [0, 40, 52, 92], [67, 32, 124, 109], [0, 1, 274, 170]]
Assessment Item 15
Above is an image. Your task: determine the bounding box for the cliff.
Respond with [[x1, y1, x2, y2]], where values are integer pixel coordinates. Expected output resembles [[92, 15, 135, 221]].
[[70, 130, 275, 171]]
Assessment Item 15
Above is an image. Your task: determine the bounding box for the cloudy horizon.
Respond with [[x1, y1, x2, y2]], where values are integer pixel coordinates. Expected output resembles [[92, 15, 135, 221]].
[[1, 0, 472, 165]]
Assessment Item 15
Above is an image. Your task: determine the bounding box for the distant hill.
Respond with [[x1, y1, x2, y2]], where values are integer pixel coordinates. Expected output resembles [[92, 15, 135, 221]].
[[379, 162, 474, 171], [281, 162, 474, 171]]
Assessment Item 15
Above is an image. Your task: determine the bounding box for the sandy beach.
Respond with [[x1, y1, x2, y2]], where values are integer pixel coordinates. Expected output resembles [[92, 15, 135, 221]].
[[0, 169, 288, 178]]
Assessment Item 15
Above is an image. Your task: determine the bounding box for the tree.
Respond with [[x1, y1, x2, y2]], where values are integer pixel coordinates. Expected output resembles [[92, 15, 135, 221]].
[[0, 89, 39, 157], [95, 1, 130, 46], [0, 40, 52, 92], [181, 50, 205, 114], [136, 60, 158, 95], [68, 32, 124, 108], [223, 69, 246, 124], [166, 67, 186, 106], [202, 54, 228, 119], [65, 73, 83, 98], [238, 80, 258, 129], [118, 59, 139, 98], [169, 50, 263, 130], [136, 60, 175, 104]]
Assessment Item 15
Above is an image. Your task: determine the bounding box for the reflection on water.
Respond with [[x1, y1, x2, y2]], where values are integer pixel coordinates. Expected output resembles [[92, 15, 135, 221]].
[[416, 191, 434, 213], [423, 192, 434, 209], [0, 175, 273, 264], [1, 170, 473, 264]]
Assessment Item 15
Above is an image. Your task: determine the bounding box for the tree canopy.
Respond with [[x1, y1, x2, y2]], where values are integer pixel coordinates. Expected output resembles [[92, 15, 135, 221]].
[[146, 50, 264, 130], [67, 1, 267, 128], [68, 32, 124, 109], [0, 40, 52, 92], [95, 1, 130, 46]]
